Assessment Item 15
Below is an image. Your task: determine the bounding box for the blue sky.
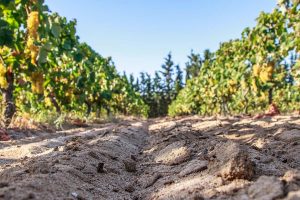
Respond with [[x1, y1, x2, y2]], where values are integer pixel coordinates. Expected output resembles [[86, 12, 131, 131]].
[[45, 0, 277, 77]]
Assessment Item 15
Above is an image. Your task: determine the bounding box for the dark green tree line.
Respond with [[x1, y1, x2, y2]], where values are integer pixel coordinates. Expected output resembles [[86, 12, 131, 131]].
[[129, 53, 184, 117]]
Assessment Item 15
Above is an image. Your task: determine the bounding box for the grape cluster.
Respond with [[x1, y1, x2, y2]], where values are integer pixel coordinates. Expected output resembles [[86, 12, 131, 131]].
[[26, 11, 39, 65], [241, 80, 247, 90], [228, 80, 237, 94], [25, 37, 39, 65], [252, 64, 261, 77], [0, 62, 8, 89], [44, 97, 52, 107], [252, 62, 274, 83], [31, 72, 44, 94], [251, 79, 258, 93], [27, 11, 39, 38], [259, 63, 274, 83]]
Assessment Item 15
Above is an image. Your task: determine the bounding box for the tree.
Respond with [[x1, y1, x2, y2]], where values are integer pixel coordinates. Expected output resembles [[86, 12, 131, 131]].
[[153, 72, 163, 93], [174, 65, 184, 96], [185, 51, 202, 81], [135, 53, 185, 117], [133, 77, 140, 92], [139, 72, 146, 96], [152, 72, 163, 116], [129, 73, 135, 88], [203, 49, 214, 63], [160, 53, 175, 97]]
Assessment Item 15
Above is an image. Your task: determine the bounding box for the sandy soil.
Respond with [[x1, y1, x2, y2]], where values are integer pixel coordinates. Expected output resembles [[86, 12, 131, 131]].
[[1, 115, 300, 199]]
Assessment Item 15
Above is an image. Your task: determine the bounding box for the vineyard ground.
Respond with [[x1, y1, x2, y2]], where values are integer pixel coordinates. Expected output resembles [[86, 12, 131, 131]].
[[0, 115, 300, 199]]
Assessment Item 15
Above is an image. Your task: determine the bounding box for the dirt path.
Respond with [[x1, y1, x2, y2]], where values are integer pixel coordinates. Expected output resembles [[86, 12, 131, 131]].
[[1, 115, 300, 199]]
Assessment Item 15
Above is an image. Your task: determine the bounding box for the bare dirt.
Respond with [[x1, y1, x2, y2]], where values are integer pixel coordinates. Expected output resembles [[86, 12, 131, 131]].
[[1, 115, 300, 199]]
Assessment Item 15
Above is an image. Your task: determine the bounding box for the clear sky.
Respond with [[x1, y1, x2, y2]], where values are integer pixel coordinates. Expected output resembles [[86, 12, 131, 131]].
[[45, 0, 277, 77]]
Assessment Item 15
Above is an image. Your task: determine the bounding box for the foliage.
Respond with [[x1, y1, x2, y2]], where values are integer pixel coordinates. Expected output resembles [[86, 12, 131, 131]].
[[130, 53, 183, 117], [2, 0, 299, 121], [0, 0, 148, 125], [169, 0, 300, 116]]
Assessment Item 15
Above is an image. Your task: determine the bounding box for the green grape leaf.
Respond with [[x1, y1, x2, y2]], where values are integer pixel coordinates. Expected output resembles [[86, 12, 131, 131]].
[[51, 23, 61, 38], [38, 46, 48, 65]]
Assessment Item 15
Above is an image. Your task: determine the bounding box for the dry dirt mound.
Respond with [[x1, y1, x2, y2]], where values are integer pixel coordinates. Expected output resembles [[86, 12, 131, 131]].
[[0, 115, 300, 199], [0, 121, 147, 199]]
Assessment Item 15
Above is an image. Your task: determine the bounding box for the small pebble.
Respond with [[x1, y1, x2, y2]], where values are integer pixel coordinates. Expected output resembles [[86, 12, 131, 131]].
[[97, 162, 105, 173]]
